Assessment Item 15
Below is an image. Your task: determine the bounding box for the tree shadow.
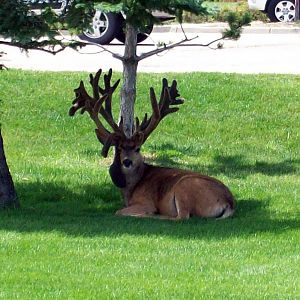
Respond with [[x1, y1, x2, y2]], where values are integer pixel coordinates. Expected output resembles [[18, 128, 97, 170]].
[[147, 144, 299, 178], [0, 181, 299, 241], [13, 180, 121, 214], [148, 143, 200, 158], [208, 155, 300, 178]]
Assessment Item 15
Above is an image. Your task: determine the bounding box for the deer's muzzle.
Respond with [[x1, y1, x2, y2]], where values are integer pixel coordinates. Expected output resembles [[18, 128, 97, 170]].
[[122, 159, 133, 168]]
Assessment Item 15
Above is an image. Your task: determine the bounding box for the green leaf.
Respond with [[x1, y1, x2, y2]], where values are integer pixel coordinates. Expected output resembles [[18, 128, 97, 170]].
[[94, 2, 123, 13]]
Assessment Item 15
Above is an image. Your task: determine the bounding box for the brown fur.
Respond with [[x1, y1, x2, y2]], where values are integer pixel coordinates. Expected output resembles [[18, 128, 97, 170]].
[[114, 139, 235, 220]]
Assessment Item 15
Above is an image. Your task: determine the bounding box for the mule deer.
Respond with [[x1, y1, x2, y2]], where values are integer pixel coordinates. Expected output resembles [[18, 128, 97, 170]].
[[69, 69, 235, 220]]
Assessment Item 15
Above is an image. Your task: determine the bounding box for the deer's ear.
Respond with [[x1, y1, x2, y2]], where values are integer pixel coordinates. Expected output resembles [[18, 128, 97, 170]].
[[109, 147, 126, 188], [132, 132, 144, 146]]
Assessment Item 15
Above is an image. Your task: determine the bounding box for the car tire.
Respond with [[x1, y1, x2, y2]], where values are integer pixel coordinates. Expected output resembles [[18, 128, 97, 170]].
[[78, 11, 121, 45], [115, 16, 153, 44], [267, 0, 295, 22]]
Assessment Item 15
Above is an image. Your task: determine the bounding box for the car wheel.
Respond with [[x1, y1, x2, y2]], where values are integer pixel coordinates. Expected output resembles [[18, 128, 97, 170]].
[[78, 11, 121, 45], [267, 0, 295, 22], [115, 16, 154, 44]]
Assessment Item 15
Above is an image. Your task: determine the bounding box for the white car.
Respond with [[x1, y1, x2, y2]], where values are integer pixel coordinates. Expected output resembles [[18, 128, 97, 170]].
[[248, 0, 295, 22]]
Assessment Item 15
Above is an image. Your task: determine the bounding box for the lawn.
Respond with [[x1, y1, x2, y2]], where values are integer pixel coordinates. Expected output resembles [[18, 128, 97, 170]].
[[0, 70, 299, 299]]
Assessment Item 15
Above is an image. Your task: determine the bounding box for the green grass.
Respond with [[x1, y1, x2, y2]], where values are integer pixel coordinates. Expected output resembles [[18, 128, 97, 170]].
[[0, 70, 300, 299]]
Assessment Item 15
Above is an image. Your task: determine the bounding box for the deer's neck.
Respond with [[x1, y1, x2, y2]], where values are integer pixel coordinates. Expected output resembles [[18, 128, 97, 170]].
[[121, 162, 147, 206]]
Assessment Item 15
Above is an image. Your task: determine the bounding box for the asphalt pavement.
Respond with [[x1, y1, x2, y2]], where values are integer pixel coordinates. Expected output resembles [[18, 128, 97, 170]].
[[1, 22, 300, 74]]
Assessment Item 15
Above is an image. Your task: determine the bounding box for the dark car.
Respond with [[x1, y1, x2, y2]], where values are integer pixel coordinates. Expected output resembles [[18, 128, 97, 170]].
[[24, 0, 174, 44]]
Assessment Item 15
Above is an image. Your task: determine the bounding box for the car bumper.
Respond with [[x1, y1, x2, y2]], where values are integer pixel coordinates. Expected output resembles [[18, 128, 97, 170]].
[[247, 0, 267, 11]]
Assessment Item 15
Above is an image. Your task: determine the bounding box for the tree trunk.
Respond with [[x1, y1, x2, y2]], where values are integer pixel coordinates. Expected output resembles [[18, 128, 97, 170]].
[[0, 128, 18, 208], [295, 0, 299, 21], [120, 23, 138, 138]]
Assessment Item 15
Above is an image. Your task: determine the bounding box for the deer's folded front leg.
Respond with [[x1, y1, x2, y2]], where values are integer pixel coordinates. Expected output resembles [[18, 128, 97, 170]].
[[115, 204, 157, 217]]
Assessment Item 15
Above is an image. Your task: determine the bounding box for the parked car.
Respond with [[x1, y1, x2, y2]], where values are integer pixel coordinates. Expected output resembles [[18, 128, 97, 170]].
[[23, 0, 174, 44], [248, 0, 295, 22], [78, 11, 173, 45]]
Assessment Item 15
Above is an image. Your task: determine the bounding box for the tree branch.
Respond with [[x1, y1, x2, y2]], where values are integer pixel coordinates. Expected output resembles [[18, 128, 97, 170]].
[[196, 36, 226, 48], [138, 32, 240, 61], [80, 41, 124, 61], [179, 23, 188, 40], [137, 36, 198, 61]]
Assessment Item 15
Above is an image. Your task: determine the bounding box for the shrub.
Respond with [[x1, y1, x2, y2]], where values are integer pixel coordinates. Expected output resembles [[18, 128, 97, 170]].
[[183, 1, 269, 23]]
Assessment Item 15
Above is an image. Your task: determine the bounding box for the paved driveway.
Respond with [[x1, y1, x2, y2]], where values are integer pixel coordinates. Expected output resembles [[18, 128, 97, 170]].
[[1, 23, 300, 74]]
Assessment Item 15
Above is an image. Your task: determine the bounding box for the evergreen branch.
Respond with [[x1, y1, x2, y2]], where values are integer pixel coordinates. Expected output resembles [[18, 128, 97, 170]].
[[0, 40, 66, 54], [0, 39, 86, 55]]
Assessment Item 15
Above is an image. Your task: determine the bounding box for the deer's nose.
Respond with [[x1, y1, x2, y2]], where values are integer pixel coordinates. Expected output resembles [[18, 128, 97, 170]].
[[122, 159, 133, 168]]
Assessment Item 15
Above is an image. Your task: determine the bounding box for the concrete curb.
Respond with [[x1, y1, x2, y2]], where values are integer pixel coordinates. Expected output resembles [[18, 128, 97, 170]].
[[153, 22, 300, 34]]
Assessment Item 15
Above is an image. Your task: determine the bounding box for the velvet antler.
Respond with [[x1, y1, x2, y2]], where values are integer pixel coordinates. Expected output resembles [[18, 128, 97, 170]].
[[136, 78, 184, 143], [69, 68, 123, 157]]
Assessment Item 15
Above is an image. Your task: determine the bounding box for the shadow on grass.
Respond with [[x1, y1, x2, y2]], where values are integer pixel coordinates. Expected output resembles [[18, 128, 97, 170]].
[[147, 145, 300, 178], [206, 155, 300, 178], [0, 181, 299, 240], [13, 180, 121, 213], [149, 143, 200, 158]]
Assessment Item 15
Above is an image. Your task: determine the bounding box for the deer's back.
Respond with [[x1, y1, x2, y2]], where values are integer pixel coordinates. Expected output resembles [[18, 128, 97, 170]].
[[130, 165, 235, 217]]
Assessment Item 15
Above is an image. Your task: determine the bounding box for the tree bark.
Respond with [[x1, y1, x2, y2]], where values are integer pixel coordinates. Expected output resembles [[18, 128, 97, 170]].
[[295, 0, 299, 21], [0, 128, 18, 208], [120, 23, 138, 138]]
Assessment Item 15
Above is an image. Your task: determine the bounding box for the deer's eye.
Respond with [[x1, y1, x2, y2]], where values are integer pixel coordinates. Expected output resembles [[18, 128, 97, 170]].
[[135, 147, 140, 153]]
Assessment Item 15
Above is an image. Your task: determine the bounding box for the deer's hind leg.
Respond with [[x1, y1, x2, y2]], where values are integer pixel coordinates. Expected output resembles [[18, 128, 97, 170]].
[[158, 192, 190, 220]]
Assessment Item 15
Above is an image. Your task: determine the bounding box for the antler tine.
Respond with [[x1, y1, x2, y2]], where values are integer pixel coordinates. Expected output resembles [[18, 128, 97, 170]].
[[91, 68, 121, 133], [89, 68, 102, 101], [137, 78, 184, 143], [99, 107, 121, 133], [158, 78, 184, 120], [135, 117, 140, 131], [159, 79, 184, 114], [69, 80, 95, 116], [159, 86, 179, 119], [90, 68, 121, 133], [139, 88, 160, 141], [86, 93, 112, 142], [138, 113, 149, 131], [95, 131, 113, 158], [99, 68, 121, 118], [169, 80, 184, 105], [94, 96, 123, 158], [159, 78, 169, 108]]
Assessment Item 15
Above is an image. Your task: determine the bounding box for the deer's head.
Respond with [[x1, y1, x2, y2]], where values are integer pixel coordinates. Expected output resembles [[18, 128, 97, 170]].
[[69, 69, 184, 188]]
